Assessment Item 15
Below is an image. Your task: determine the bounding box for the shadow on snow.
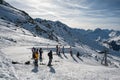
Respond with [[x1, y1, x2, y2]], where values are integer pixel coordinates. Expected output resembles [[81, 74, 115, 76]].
[[49, 66, 56, 73], [31, 66, 39, 73]]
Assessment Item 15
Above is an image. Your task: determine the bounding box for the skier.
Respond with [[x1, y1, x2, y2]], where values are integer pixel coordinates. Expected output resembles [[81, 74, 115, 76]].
[[70, 46, 73, 57], [62, 46, 65, 54], [76, 51, 83, 61], [34, 49, 39, 66], [39, 48, 43, 62], [76, 52, 80, 58], [32, 47, 35, 59], [56, 45, 58, 55], [95, 55, 98, 61], [58, 47, 61, 55], [47, 50, 53, 66]]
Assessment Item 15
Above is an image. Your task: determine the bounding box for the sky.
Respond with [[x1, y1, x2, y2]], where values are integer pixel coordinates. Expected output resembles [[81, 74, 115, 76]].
[[5, 0, 120, 30]]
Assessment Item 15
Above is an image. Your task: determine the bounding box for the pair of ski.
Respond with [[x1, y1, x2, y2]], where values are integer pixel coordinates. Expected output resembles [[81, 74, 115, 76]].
[[12, 61, 54, 66]]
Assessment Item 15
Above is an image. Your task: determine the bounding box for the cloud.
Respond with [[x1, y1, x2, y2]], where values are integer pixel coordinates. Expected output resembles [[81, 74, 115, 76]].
[[5, 0, 120, 30]]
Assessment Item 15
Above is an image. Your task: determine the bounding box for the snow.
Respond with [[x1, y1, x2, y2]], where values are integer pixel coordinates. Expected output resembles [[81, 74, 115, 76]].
[[0, 15, 120, 80], [0, 51, 19, 80], [0, 21, 120, 80], [1, 46, 120, 80], [0, 3, 31, 23], [0, 1, 120, 80]]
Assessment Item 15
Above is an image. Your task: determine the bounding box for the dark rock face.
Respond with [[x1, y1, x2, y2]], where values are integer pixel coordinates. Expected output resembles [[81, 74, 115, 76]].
[[109, 41, 120, 51]]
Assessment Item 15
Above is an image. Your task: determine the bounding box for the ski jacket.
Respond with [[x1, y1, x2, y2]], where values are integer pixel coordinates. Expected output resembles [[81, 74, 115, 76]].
[[48, 51, 53, 59], [39, 50, 43, 54], [34, 52, 39, 60], [77, 52, 80, 57]]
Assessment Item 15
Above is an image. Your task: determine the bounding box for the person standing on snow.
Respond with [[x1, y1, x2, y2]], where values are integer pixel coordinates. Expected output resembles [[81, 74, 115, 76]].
[[76, 52, 80, 58], [58, 46, 61, 55], [70, 46, 73, 57], [47, 50, 53, 66], [76, 51, 83, 61], [32, 47, 35, 59], [34, 49, 39, 66], [62, 46, 65, 54], [39, 48, 43, 62], [56, 45, 58, 55]]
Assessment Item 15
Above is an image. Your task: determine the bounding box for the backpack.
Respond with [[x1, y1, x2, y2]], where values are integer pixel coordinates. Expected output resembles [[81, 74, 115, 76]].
[[33, 52, 38, 59], [48, 52, 50, 56]]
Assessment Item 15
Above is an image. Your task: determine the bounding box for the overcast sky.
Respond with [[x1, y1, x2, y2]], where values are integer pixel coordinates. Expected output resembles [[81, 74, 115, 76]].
[[5, 0, 120, 30]]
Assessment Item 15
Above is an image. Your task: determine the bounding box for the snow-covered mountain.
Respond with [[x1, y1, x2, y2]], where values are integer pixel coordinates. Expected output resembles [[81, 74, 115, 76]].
[[0, 0, 34, 23], [0, 0, 120, 80], [34, 18, 120, 51], [1, 17, 120, 80], [77, 28, 120, 51], [0, 0, 120, 52], [0, 0, 53, 41]]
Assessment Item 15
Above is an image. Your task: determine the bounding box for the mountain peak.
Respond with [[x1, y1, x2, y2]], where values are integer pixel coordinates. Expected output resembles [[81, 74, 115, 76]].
[[0, 0, 3, 4], [94, 28, 102, 32], [0, 0, 12, 7]]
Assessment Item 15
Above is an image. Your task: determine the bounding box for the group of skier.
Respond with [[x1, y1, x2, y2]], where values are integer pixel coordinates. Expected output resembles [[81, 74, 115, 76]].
[[31, 45, 81, 67], [56, 45, 80, 58], [32, 47, 53, 66], [56, 45, 65, 55]]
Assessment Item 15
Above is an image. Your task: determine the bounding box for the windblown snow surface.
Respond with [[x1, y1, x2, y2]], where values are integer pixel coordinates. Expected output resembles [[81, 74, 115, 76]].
[[0, 19, 120, 80]]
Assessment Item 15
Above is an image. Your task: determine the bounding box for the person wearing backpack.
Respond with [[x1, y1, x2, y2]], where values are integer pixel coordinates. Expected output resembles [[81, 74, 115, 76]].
[[34, 49, 39, 66], [47, 50, 53, 66]]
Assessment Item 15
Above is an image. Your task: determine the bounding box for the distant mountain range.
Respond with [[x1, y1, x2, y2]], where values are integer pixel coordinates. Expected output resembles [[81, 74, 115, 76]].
[[0, 0, 120, 52]]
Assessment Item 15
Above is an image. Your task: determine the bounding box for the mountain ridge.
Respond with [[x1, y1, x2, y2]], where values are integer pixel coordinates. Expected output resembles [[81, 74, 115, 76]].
[[0, 0, 120, 52]]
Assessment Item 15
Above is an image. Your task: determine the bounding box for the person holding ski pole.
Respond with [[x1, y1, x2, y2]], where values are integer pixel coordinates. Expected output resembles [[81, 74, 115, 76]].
[[47, 50, 53, 66], [39, 48, 43, 62]]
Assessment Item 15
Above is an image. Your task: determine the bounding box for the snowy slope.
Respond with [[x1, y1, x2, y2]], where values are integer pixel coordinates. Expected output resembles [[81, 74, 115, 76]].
[[1, 46, 120, 80], [0, 19, 59, 47], [0, 0, 33, 23], [0, 0, 120, 80], [0, 50, 19, 80], [1, 45, 120, 80], [0, 18, 120, 80], [0, 4, 28, 23], [0, 0, 48, 41]]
